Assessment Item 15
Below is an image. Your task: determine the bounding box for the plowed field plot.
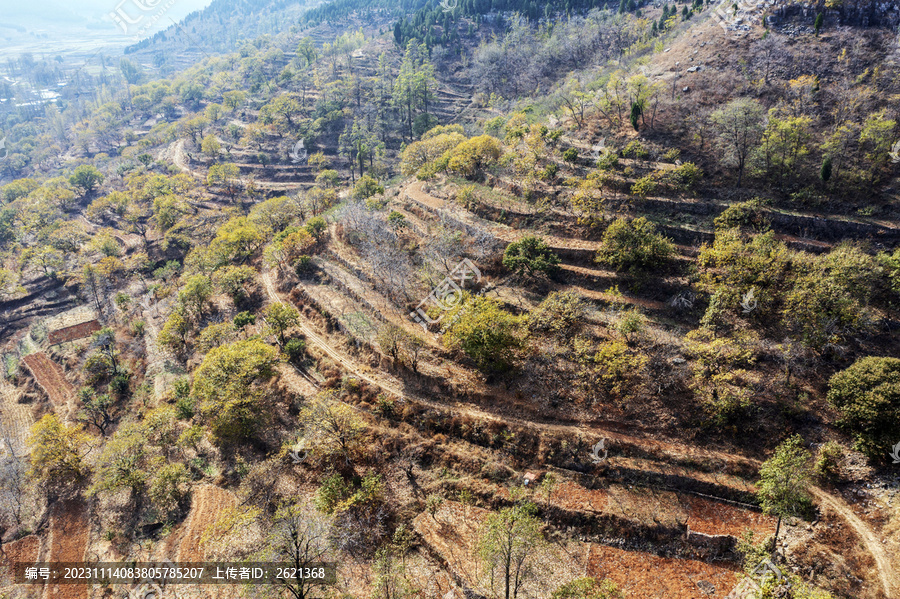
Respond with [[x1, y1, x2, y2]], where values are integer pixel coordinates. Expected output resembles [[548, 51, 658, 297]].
[[586, 543, 741, 599], [177, 485, 237, 562], [21, 354, 72, 408], [553, 480, 608, 512], [47, 320, 100, 345], [552, 478, 772, 538], [683, 495, 776, 537], [44, 500, 89, 599], [0, 534, 41, 593]]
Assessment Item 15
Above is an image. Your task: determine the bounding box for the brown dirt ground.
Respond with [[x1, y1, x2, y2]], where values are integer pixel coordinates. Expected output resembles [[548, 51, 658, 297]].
[[43, 499, 89, 599], [414, 499, 746, 599], [21, 354, 73, 408], [0, 534, 41, 591], [586, 543, 741, 599], [176, 485, 238, 562]]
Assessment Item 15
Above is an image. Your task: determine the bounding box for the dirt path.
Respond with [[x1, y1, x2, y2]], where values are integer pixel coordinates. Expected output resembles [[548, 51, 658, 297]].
[[263, 270, 896, 597], [810, 487, 898, 598], [165, 139, 204, 180], [164, 138, 309, 193]]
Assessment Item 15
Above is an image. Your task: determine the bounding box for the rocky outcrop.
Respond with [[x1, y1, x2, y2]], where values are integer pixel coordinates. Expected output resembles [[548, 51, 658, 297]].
[[770, 0, 900, 29]]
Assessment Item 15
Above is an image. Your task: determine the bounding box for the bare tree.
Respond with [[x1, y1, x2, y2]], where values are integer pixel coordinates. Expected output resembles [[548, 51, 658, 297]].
[[710, 98, 766, 187], [259, 501, 334, 599], [753, 34, 788, 86], [0, 436, 29, 528]]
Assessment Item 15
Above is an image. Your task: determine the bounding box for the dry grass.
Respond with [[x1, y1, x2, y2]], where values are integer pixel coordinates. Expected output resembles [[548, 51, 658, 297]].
[[0, 378, 34, 456]]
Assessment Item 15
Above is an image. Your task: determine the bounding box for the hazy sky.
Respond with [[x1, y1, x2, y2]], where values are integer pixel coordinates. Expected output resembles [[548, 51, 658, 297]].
[[0, 0, 215, 28], [0, 0, 216, 56]]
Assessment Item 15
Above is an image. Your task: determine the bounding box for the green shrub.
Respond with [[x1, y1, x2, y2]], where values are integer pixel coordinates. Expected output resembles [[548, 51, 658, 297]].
[[623, 139, 649, 159], [374, 395, 395, 417], [596, 152, 619, 170], [527, 290, 586, 337], [315, 472, 352, 514], [814, 441, 844, 480], [714, 198, 771, 232], [234, 311, 256, 328], [540, 163, 558, 180], [827, 356, 900, 461], [284, 338, 307, 363], [110, 373, 130, 397], [595, 217, 674, 274], [294, 255, 315, 276], [662, 148, 681, 162], [455, 184, 480, 209], [616, 309, 645, 344], [552, 577, 623, 599], [502, 235, 560, 278], [443, 295, 523, 371], [352, 175, 384, 200], [662, 162, 703, 191], [630, 173, 658, 198], [175, 395, 196, 419]]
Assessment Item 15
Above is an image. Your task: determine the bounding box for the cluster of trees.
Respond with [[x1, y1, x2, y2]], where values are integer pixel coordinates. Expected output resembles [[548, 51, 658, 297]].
[[697, 221, 891, 350], [400, 126, 503, 180], [827, 356, 900, 462], [27, 406, 191, 522], [710, 96, 897, 193], [473, 13, 645, 101]]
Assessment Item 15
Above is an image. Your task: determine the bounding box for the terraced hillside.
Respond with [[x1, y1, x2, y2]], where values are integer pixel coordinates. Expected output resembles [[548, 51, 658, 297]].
[[2, 1, 900, 599]]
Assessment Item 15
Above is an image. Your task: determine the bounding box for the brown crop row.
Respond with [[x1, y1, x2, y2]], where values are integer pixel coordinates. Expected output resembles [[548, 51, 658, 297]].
[[21, 354, 73, 407]]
